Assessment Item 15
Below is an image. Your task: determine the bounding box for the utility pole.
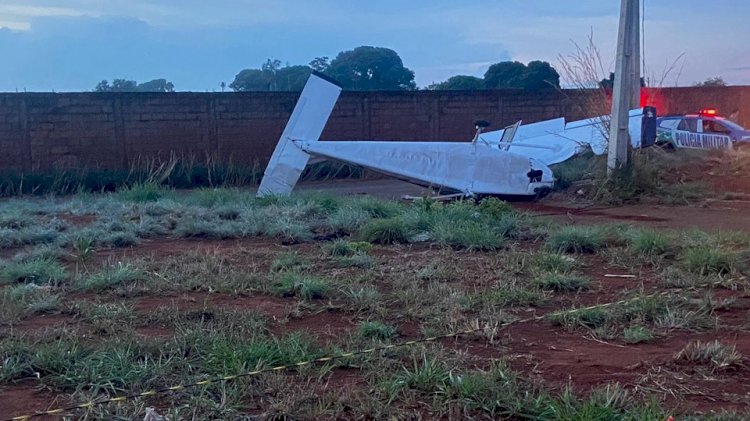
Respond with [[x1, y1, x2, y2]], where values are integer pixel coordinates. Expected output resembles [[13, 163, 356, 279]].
[[607, 0, 641, 174]]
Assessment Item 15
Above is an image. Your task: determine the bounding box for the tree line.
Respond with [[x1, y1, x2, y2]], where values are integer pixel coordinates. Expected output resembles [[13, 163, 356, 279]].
[[93, 44, 726, 92], [94, 45, 561, 93]]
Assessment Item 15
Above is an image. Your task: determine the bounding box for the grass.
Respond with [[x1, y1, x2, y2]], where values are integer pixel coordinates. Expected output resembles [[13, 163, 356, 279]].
[[534, 273, 590, 292], [431, 220, 505, 251], [0, 258, 67, 285], [630, 230, 671, 257], [546, 226, 606, 253], [270, 252, 310, 273], [360, 218, 409, 244], [76, 262, 143, 291], [623, 326, 654, 344], [675, 340, 743, 370], [531, 252, 577, 274], [325, 240, 372, 257], [272, 272, 330, 300], [357, 321, 397, 340], [682, 247, 740, 275]]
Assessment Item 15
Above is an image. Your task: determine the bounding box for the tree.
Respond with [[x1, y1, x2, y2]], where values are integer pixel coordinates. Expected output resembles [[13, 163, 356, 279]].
[[325, 46, 416, 90], [230, 60, 311, 91], [94, 78, 175, 92], [484, 61, 560, 89], [693, 76, 726, 87], [428, 75, 484, 90], [136, 78, 175, 92], [309, 57, 329, 72]]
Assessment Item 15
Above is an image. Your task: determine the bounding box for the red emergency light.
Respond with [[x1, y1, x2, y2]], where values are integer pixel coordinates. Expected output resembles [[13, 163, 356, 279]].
[[699, 108, 718, 116]]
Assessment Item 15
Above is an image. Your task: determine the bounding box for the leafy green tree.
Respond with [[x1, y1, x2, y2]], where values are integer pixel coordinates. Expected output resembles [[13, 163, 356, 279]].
[[137, 78, 175, 92], [309, 57, 329, 72], [428, 75, 484, 90], [693, 76, 727, 87], [484, 61, 527, 89], [325, 46, 416, 90], [230, 60, 311, 91], [484, 61, 560, 89]]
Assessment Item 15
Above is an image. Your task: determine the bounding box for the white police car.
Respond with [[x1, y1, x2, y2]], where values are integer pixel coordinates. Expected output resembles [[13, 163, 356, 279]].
[[656, 109, 750, 150]]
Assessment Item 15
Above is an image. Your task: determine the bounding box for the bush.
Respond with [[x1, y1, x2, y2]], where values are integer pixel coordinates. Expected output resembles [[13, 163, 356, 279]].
[[360, 218, 409, 244], [477, 197, 515, 218]]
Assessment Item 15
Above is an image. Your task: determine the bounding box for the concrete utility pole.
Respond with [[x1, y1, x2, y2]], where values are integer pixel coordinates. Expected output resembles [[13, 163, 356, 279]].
[[607, 0, 641, 174]]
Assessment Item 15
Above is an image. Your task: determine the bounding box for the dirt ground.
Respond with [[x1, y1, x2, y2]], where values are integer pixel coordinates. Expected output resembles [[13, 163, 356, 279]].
[[2, 235, 749, 418]]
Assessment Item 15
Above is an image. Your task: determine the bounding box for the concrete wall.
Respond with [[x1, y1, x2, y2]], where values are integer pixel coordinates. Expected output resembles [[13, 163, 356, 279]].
[[1, 86, 748, 172]]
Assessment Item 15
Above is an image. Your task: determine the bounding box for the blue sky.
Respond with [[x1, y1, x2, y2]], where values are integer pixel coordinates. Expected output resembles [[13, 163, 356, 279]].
[[0, 0, 748, 91]]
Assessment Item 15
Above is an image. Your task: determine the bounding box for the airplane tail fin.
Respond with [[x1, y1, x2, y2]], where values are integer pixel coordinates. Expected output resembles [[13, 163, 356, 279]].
[[257, 72, 342, 197]]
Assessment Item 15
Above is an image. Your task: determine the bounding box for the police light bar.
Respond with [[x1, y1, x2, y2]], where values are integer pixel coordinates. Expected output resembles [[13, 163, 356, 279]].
[[699, 108, 718, 116]]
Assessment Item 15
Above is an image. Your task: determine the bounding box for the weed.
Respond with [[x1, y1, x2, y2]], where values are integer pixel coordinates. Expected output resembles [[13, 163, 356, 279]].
[[550, 307, 609, 329], [0, 258, 67, 285], [264, 218, 313, 243], [546, 226, 605, 253], [76, 262, 143, 291], [623, 326, 654, 344], [272, 272, 330, 300], [534, 273, 590, 292], [674, 340, 743, 370], [344, 285, 382, 312], [360, 218, 409, 244], [385, 354, 450, 396], [357, 321, 397, 340], [326, 206, 371, 235], [354, 197, 403, 219], [416, 262, 454, 282]]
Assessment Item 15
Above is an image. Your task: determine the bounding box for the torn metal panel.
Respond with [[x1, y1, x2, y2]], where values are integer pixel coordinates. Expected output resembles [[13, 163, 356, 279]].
[[256, 73, 341, 197]]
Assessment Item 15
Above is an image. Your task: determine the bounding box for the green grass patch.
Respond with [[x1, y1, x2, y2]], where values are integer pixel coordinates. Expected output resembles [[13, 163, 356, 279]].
[[674, 340, 743, 370], [272, 272, 330, 300], [357, 321, 397, 340], [0, 258, 67, 285], [682, 247, 739, 275], [76, 262, 143, 291], [270, 251, 310, 273], [325, 240, 372, 257], [531, 252, 577, 274], [360, 218, 409, 245], [534, 273, 590, 292], [546, 226, 606, 253], [623, 326, 654, 344]]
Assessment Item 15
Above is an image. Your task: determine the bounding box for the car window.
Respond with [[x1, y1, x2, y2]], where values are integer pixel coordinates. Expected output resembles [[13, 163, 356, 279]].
[[658, 119, 680, 130], [702, 119, 731, 135], [677, 118, 697, 132]]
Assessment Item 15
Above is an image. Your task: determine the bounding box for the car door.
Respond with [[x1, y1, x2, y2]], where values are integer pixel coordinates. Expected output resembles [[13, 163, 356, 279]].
[[672, 117, 701, 149], [700, 119, 734, 149]]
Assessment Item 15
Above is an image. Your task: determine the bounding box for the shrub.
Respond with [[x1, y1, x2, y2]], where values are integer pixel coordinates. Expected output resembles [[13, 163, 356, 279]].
[[477, 197, 515, 218], [360, 218, 409, 244], [357, 321, 397, 340], [546, 226, 605, 253], [0, 258, 67, 285]]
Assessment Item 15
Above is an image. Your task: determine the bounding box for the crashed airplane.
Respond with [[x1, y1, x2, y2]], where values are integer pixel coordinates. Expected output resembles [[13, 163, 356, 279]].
[[257, 73, 656, 199]]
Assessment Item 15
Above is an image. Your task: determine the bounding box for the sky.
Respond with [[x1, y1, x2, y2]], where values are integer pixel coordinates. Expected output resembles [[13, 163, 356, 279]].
[[0, 0, 749, 92]]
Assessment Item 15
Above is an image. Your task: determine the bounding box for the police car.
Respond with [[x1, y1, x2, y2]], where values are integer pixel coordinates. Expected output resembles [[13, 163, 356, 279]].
[[656, 109, 750, 150]]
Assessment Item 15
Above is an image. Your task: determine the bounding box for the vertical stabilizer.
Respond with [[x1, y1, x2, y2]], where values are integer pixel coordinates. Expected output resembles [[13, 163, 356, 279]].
[[257, 73, 342, 197]]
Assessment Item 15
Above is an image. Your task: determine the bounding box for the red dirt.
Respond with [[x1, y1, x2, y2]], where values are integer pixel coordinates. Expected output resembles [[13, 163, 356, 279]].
[[0, 384, 69, 420]]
